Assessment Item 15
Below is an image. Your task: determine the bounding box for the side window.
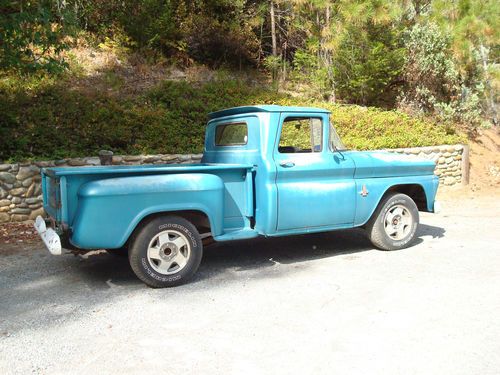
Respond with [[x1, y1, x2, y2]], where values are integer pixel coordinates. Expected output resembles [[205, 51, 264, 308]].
[[215, 122, 248, 146], [278, 117, 322, 153]]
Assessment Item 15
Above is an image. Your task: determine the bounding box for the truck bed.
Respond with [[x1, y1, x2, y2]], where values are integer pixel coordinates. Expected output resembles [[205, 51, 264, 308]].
[[42, 163, 255, 245]]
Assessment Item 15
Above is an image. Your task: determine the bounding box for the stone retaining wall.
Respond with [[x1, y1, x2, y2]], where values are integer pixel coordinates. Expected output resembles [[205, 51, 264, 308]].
[[0, 145, 467, 223], [385, 144, 467, 186]]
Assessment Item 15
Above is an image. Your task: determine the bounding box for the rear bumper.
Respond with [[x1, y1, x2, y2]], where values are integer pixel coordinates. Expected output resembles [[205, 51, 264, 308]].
[[34, 216, 62, 255]]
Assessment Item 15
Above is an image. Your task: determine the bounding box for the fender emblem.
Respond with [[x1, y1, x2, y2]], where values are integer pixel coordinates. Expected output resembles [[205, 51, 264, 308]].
[[361, 184, 369, 197]]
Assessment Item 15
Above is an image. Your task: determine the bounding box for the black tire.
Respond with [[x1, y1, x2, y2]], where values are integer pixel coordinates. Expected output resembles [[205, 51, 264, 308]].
[[366, 193, 419, 251], [129, 215, 203, 288]]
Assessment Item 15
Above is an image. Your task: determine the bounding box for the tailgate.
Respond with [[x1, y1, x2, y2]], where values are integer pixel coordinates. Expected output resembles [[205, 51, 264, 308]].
[[42, 170, 62, 222]]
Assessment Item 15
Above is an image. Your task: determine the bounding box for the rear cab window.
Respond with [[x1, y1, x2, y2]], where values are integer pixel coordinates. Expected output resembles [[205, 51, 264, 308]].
[[215, 122, 248, 146]]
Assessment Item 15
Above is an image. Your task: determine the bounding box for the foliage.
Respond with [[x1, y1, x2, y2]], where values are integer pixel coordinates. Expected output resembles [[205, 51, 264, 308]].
[[0, 0, 73, 73], [333, 25, 405, 106], [398, 23, 487, 129], [0, 77, 464, 162]]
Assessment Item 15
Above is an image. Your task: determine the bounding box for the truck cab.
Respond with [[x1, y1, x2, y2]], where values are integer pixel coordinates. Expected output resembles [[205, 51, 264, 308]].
[[36, 105, 439, 287]]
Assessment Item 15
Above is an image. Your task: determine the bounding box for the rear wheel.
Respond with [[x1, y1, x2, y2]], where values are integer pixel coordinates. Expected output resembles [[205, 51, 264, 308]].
[[366, 193, 419, 251], [129, 215, 203, 288]]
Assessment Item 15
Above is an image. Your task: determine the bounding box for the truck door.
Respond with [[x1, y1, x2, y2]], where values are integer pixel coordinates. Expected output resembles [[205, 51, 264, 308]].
[[274, 112, 356, 231]]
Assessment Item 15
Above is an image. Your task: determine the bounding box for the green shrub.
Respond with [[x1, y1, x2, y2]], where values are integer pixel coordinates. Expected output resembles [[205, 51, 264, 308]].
[[0, 77, 464, 162]]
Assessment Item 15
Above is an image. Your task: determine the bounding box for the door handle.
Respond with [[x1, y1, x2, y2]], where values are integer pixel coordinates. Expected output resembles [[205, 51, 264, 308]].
[[279, 161, 295, 168]]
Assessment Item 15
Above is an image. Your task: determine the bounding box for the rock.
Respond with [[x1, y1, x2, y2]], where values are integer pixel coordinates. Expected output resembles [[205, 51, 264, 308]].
[[454, 145, 464, 151], [0, 212, 10, 223], [444, 177, 455, 185], [454, 155, 462, 160], [16, 166, 39, 180], [11, 214, 29, 222], [438, 157, 446, 164], [10, 187, 26, 196], [445, 157, 454, 164], [143, 156, 160, 163], [0, 206, 9, 212], [11, 208, 31, 214], [22, 177, 33, 187], [68, 158, 86, 166], [85, 157, 101, 166], [192, 154, 203, 160], [18, 203, 28, 208], [0, 199, 10, 207], [33, 184, 42, 196], [35, 161, 55, 168], [179, 154, 191, 161], [55, 159, 67, 166], [434, 169, 442, 176], [26, 183, 35, 198], [0, 187, 6, 199], [161, 155, 178, 161], [446, 146, 455, 153], [11, 197, 21, 204], [443, 152, 452, 157], [25, 197, 41, 205], [29, 207, 45, 220], [112, 156, 123, 164], [123, 155, 142, 162], [0, 164, 11, 172], [0, 172, 16, 184]]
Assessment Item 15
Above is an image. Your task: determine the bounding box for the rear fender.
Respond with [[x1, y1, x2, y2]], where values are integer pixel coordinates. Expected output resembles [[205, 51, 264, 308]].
[[70, 173, 224, 249]]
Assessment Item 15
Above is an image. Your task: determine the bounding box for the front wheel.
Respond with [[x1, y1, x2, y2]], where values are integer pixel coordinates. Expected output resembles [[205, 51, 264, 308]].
[[129, 215, 203, 288], [366, 193, 419, 251]]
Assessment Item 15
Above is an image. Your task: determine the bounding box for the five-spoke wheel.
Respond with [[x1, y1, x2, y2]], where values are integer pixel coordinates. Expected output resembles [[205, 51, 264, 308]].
[[147, 230, 191, 275]]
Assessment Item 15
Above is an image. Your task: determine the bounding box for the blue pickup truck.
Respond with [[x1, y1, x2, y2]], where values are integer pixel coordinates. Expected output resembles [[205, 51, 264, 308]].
[[35, 105, 440, 287]]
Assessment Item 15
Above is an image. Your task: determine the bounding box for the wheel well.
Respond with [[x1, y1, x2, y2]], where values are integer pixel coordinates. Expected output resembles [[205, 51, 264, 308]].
[[385, 184, 428, 211], [126, 210, 212, 248]]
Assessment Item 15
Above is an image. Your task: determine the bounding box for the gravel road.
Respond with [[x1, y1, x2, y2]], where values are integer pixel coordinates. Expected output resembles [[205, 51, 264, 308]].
[[1, 194, 499, 375]]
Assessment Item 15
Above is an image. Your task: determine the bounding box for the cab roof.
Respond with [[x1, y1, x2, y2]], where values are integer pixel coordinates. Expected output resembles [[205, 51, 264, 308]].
[[208, 105, 330, 120]]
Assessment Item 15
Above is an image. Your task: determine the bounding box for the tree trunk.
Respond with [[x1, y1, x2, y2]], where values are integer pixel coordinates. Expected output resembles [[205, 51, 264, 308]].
[[270, 1, 277, 57]]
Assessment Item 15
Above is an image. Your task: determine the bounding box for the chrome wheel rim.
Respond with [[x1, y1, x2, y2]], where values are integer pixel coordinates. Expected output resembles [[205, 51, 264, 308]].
[[147, 230, 191, 275], [384, 205, 412, 240]]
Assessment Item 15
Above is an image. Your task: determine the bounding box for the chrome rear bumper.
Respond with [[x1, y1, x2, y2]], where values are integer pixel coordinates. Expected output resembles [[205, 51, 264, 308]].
[[34, 216, 62, 255]]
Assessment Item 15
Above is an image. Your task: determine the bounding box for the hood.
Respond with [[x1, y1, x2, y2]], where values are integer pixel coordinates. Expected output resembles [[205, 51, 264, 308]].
[[348, 151, 436, 179]]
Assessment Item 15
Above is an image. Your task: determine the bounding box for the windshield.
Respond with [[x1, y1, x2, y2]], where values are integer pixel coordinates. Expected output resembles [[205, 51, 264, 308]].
[[329, 122, 348, 151]]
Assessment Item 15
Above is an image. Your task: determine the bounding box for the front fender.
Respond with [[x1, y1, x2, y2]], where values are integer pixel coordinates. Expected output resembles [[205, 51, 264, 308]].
[[354, 175, 439, 226], [70, 173, 224, 249]]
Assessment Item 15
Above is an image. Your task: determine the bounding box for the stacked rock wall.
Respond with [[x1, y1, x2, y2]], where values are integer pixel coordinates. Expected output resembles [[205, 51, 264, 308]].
[[385, 144, 466, 186]]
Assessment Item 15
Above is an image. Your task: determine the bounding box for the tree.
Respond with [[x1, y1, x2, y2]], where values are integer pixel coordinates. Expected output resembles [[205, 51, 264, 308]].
[[0, 0, 74, 73]]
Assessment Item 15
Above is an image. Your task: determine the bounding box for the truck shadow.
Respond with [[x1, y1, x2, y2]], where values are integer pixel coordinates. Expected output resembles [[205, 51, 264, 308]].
[[65, 223, 446, 286], [196, 223, 445, 281]]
